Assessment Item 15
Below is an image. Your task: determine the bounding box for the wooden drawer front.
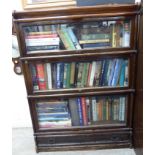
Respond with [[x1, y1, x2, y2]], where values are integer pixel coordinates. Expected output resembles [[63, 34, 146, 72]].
[[36, 132, 131, 146]]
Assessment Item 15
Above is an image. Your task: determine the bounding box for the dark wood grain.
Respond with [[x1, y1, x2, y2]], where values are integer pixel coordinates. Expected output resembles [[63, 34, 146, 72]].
[[12, 4, 141, 152], [133, 3, 143, 155]]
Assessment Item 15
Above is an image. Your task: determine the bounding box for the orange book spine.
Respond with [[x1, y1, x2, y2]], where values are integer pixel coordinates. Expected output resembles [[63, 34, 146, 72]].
[[81, 97, 88, 125], [36, 63, 46, 90]]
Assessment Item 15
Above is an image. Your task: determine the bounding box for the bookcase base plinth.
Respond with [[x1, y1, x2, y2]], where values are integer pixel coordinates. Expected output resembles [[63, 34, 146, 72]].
[[37, 143, 132, 152]]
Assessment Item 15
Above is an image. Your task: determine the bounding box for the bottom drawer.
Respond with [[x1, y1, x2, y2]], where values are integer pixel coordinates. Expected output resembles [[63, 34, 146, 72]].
[[36, 131, 131, 147]]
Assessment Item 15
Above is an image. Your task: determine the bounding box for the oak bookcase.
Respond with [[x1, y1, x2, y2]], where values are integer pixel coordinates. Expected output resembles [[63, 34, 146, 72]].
[[13, 4, 142, 153]]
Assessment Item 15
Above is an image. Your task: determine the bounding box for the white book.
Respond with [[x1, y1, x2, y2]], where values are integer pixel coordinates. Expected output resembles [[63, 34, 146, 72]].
[[45, 63, 52, 90], [92, 97, 97, 121], [121, 97, 126, 121], [89, 61, 96, 86], [25, 37, 60, 46]]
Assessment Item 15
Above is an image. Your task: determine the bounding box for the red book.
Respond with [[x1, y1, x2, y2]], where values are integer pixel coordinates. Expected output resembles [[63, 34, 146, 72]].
[[81, 97, 88, 125], [36, 63, 46, 90]]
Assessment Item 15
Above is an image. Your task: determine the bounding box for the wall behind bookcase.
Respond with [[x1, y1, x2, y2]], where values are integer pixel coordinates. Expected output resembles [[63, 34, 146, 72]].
[[12, 0, 32, 128]]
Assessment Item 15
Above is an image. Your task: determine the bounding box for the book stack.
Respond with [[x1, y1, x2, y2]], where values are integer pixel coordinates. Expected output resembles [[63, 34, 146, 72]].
[[37, 101, 71, 128], [79, 23, 111, 48], [69, 96, 126, 126], [30, 59, 128, 91], [24, 25, 60, 53]]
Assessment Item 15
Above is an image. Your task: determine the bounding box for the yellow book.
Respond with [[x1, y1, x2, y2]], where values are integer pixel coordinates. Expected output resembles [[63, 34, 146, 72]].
[[79, 39, 110, 44]]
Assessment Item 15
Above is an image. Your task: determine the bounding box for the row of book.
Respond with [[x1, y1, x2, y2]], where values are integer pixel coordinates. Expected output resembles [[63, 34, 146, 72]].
[[69, 96, 126, 126], [30, 59, 128, 91], [37, 101, 72, 128], [36, 96, 126, 128], [24, 20, 131, 53]]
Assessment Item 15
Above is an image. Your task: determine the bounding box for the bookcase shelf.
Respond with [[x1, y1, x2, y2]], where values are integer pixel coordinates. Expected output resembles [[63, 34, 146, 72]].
[[13, 4, 141, 152]]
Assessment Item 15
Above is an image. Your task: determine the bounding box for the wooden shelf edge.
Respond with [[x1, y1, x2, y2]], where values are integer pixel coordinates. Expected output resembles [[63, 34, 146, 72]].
[[27, 89, 135, 98], [37, 142, 132, 152], [20, 50, 137, 61]]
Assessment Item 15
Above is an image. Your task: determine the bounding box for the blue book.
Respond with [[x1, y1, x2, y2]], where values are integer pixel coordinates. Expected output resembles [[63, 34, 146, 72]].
[[77, 98, 83, 125], [119, 60, 126, 86], [56, 63, 61, 88], [99, 60, 106, 86], [60, 63, 64, 88], [38, 113, 70, 119], [111, 59, 123, 86], [102, 59, 110, 86], [83, 42, 111, 49], [108, 59, 117, 86], [67, 27, 81, 49]]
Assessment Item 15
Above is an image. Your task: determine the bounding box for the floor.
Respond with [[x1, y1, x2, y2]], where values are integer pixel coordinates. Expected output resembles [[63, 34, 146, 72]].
[[12, 128, 136, 155]]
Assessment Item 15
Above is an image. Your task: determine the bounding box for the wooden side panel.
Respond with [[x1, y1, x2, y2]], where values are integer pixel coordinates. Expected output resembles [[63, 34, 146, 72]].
[[133, 4, 143, 155]]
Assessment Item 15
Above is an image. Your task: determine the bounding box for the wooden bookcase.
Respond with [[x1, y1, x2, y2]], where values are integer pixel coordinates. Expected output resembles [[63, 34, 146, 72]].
[[13, 4, 141, 152]]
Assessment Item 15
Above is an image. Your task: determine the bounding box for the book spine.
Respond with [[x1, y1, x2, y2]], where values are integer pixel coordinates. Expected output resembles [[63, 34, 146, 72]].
[[99, 60, 105, 86], [112, 24, 117, 47], [124, 60, 129, 86], [89, 61, 96, 86], [98, 100, 103, 121], [85, 97, 91, 125], [119, 97, 122, 121], [82, 42, 110, 49], [81, 97, 88, 125], [119, 60, 126, 86], [61, 28, 76, 50], [92, 97, 97, 121], [81, 33, 111, 40], [93, 61, 102, 86], [123, 21, 130, 47], [26, 33, 58, 39], [74, 63, 79, 87], [63, 63, 67, 88], [77, 63, 84, 88], [102, 98, 107, 121], [67, 27, 81, 49], [70, 62, 76, 88], [69, 98, 80, 126], [84, 63, 89, 87], [102, 59, 110, 86], [81, 63, 88, 87], [87, 63, 92, 86], [106, 99, 109, 121], [121, 97, 126, 121], [77, 98, 83, 126], [25, 37, 60, 46], [36, 63, 46, 90], [60, 63, 64, 88], [111, 59, 122, 86], [79, 39, 110, 44], [108, 59, 116, 86], [66, 63, 71, 88], [56, 63, 61, 88], [45, 63, 52, 90], [30, 64, 39, 91], [27, 45, 59, 51]]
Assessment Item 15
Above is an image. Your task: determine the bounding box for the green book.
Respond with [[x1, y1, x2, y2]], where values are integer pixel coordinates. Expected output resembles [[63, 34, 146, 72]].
[[61, 28, 76, 50], [81, 63, 89, 87], [66, 63, 71, 88]]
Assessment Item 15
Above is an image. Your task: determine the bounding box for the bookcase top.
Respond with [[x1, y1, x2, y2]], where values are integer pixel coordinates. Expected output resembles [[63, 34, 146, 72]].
[[13, 4, 140, 21]]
